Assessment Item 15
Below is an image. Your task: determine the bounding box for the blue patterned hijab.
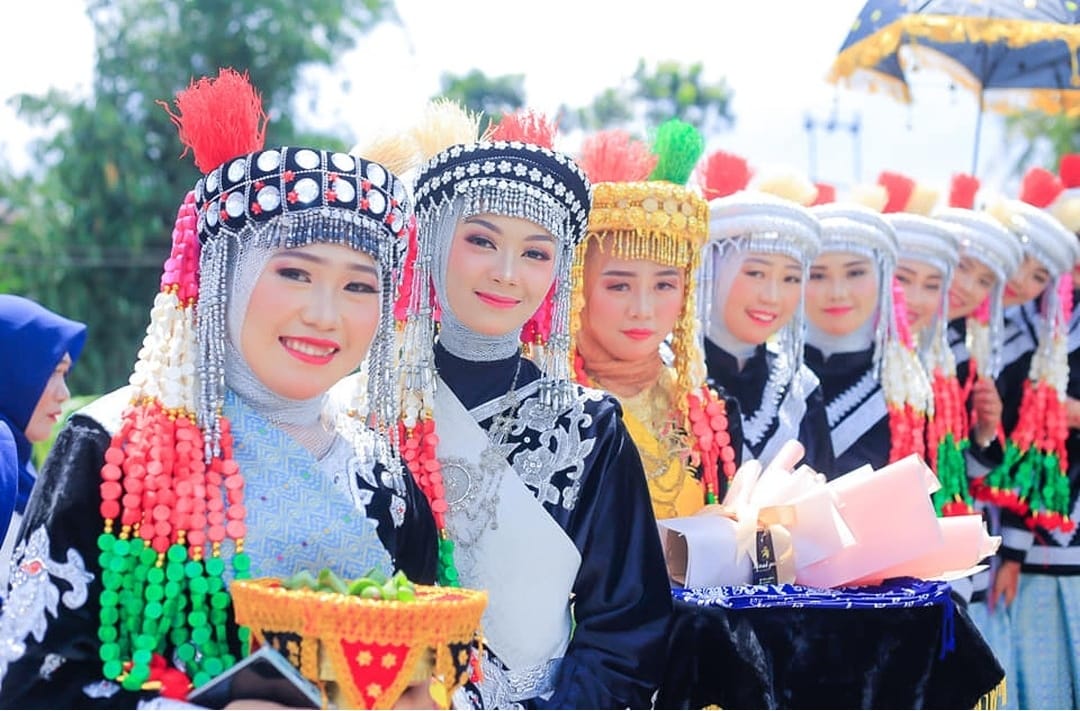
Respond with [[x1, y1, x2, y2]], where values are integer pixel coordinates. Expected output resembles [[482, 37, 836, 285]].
[[0, 295, 86, 520]]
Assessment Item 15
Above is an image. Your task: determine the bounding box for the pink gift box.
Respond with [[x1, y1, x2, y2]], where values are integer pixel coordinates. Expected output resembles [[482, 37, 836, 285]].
[[847, 514, 1000, 585], [796, 455, 943, 588]]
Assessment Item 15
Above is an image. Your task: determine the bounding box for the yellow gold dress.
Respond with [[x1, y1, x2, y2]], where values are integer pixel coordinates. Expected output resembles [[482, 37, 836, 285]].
[[618, 368, 705, 519]]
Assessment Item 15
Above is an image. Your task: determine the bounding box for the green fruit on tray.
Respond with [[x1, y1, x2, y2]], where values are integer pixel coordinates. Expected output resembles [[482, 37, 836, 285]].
[[281, 569, 318, 591], [280, 567, 418, 601]]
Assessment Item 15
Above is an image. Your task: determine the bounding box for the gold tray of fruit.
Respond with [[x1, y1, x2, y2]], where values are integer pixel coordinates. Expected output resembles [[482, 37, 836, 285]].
[[231, 569, 487, 710]]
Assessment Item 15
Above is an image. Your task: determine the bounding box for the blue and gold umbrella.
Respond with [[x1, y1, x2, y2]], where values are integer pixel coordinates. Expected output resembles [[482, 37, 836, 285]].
[[829, 1, 1080, 169]]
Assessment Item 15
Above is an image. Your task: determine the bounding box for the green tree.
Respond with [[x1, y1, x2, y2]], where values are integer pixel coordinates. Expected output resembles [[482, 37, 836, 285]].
[[1004, 112, 1080, 174], [438, 70, 526, 124], [561, 59, 734, 134], [0, 0, 396, 396]]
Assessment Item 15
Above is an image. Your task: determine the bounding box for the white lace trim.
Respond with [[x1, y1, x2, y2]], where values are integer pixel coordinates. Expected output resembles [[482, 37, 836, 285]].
[[825, 369, 879, 428], [824, 367, 887, 459], [741, 351, 790, 447]]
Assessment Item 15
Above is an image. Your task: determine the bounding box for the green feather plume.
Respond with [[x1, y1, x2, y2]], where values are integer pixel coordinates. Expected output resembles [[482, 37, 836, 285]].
[[648, 119, 704, 186]]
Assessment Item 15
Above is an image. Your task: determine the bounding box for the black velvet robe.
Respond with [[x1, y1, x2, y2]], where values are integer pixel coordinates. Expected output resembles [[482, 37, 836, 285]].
[[704, 339, 835, 477], [804, 345, 891, 477], [0, 401, 438, 709], [656, 592, 1004, 709], [434, 344, 672, 710], [995, 304, 1039, 438]]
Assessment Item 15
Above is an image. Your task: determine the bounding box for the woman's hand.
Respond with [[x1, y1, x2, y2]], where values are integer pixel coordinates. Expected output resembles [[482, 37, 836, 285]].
[[970, 377, 1003, 447], [1066, 397, 1080, 430], [988, 560, 1021, 613]]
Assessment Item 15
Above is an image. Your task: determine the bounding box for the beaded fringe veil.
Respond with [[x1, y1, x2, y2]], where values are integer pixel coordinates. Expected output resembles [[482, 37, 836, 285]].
[[700, 236, 811, 387], [406, 186, 578, 412], [196, 209, 404, 463], [817, 239, 896, 379]]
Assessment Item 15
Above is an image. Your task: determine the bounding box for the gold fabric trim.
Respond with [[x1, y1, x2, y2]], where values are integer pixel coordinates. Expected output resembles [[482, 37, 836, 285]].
[[231, 578, 487, 710], [973, 675, 1007, 710]]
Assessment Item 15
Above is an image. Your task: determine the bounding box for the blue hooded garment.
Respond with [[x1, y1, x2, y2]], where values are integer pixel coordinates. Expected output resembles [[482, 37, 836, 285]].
[[0, 295, 87, 534]]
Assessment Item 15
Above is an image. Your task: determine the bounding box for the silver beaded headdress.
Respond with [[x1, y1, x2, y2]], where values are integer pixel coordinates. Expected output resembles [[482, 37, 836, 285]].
[[155, 71, 412, 460], [192, 147, 411, 457], [990, 197, 1078, 280], [990, 194, 1080, 384], [400, 105, 592, 414], [810, 203, 899, 375], [888, 212, 961, 370], [701, 170, 823, 387], [935, 207, 1021, 378]]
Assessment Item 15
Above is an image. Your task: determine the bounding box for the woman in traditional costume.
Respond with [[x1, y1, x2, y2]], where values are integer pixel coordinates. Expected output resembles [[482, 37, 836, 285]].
[[803, 200, 929, 475], [985, 169, 1080, 710], [883, 173, 1021, 709], [0, 70, 437, 708], [697, 152, 834, 475], [883, 178, 967, 515], [396, 103, 671, 709], [569, 122, 741, 518], [981, 176, 1078, 539]]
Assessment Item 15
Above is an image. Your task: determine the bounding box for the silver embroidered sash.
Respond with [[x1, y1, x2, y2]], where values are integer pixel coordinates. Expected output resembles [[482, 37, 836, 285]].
[[434, 378, 581, 673]]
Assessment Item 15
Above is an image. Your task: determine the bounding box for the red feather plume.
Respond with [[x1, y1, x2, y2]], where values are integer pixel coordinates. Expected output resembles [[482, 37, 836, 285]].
[[811, 182, 836, 206], [158, 68, 268, 174], [877, 171, 915, 213], [698, 150, 751, 200], [576, 130, 657, 184], [1060, 154, 1080, 189], [1019, 167, 1064, 208], [949, 173, 980, 209], [487, 109, 557, 148]]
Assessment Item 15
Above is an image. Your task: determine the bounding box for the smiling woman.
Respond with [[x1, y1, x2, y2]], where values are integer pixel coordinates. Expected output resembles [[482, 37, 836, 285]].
[[571, 121, 743, 518], [804, 201, 925, 475], [444, 215, 557, 336], [806, 252, 879, 337], [721, 253, 805, 344], [240, 244, 383, 400], [698, 151, 834, 475], [0, 69, 439, 709], [396, 102, 671, 709]]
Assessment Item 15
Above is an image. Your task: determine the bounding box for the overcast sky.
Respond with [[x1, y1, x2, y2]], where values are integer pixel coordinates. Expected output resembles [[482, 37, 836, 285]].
[[1, 0, 1024, 196]]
